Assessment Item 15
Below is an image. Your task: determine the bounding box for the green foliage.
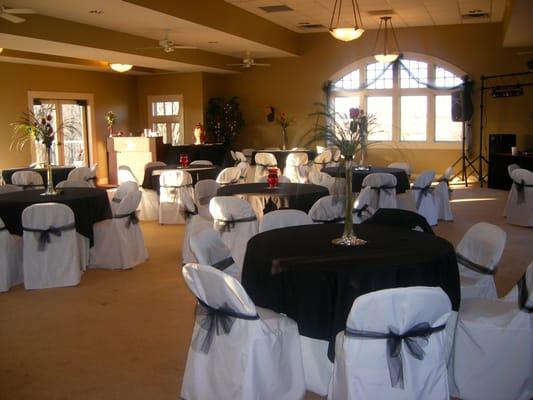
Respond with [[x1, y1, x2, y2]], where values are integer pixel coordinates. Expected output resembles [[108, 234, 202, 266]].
[[205, 96, 244, 144]]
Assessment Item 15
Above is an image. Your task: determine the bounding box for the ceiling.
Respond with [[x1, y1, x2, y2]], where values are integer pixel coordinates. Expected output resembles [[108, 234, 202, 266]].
[[0, 0, 531, 75]]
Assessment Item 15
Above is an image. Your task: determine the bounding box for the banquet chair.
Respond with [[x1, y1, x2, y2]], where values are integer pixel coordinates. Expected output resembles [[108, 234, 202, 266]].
[[216, 167, 242, 186], [194, 179, 219, 220], [89, 191, 148, 270], [22, 203, 87, 289], [110, 181, 139, 213], [327, 147, 342, 168], [352, 187, 375, 223], [209, 196, 258, 276], [259, 209, 313, 232], [308, 171, 340, 195], [256, 175, 291, 183], [308, 195, 345, 223], [434, 166, 454, 221], [387, 162, 412, 179], [180, 263, 306, 400], [118, 165, 139, 184], [452, 262, 533, 400], [0, 184, 23, 194], [508, 163, 520, 176], [254, 152, 278, 182], [456, 222, 506, 300], [241, 148, 255, 163], [505, 168, 533, 227], [182, 189, 212, 265], [284, 152, 309, 183], [0, 216, 23, 292], [56, 180, 92, 189], [67, 166, 96, 187], [11, 170, 44, 190], [117, 165, 157, 221], [190, 228, 240, 280], [363, 208, 434, 234], [236, 161, 250, 183], [329, 287, 451, 400], [189, 160, 213, 166], [159, 170, 194, 225], [409, 171, 438, 226], [234, 151, 247, 163], [308, 149, 332, 176], [361, 173, 398, 210]]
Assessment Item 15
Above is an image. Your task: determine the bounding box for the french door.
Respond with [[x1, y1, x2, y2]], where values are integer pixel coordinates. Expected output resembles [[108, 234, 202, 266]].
[[32, 99, 89, 166]]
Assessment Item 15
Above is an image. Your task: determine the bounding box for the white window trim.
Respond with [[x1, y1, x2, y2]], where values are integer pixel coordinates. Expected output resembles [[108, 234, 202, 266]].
[[147, 94, 184, 145], [330, 53, 466, 150]]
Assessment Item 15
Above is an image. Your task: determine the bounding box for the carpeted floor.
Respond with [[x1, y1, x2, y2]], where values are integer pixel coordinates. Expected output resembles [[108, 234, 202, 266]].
[[0, 185, 531, 400]]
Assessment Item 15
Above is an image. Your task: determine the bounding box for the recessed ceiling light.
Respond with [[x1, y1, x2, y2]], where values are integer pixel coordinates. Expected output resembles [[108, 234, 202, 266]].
[[89, 10, 104, 14]]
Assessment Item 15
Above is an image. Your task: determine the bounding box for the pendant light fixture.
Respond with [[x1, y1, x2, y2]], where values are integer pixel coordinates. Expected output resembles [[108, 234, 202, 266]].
[[329, 0, 365, 42], [373, 16, 400, 63], [109, 63, 133, 72]]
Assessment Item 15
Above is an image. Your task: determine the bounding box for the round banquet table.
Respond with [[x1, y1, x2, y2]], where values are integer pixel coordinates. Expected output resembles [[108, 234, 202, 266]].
[[0, 188, 112, 246], [216, 182, 329, 217], [251, 149, 316, 167], [2, 166, 75, 186], [142, 165, 221, 193], [321, 166, 411, 193], [241, 223, 460, 360]]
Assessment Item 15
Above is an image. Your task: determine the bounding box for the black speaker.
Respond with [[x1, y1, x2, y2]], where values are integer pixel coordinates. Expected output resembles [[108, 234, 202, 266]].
[[451, 89, 473, 122]]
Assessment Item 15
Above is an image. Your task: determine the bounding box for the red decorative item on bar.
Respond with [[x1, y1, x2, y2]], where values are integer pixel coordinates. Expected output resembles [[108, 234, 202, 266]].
[[179, 153, 189, 167], [267, 168, 279, 188]]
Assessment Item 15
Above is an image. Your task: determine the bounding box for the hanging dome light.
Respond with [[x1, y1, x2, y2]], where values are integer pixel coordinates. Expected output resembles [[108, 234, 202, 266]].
[[329, 0, 365, 42], [373, 16, 400, 63], [109, 63, 133, 72]]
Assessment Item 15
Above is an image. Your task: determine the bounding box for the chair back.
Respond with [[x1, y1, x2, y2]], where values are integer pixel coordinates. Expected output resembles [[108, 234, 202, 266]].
[[190, 229, 237, 276], [308, 171, 337, 194], [67, 167, 95, 187], [56, 180, 92, 188], [363, 208, 434, 234], [435, 167, 454, 221], [159, 170, 193, 200], [284, 153, 308, 183], [144, 161, 166, 170], [506, 168, 533, 226], [114, 181, 139, 202], [118, 165, 139, 184], [234, 151, 247, 162], [412, 171, 438, 225], [259, 209, 313, 232], [456, 222, 506, 274], [388, 162, 412, 177], [159, 170, 194, 224], [216, 167, 241, 186], [194, 179, 219, 219], [362, 172, 397, 209], [507, 163, 520, 177], [308, 195, 345, 223], [190, 160, 213, 166], [0, 184, 23, 194], [254, 152, 277, 167], [236, 161, 250, 182], [352, 187, 375, 223], [11, 171, 44, 189]]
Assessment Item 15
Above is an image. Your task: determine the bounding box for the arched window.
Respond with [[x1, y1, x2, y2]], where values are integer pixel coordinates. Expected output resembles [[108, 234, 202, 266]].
[[331, 54, 465, 148]]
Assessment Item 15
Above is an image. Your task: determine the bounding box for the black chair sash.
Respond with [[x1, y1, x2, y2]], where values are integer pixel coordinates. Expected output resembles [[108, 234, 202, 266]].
[[114, 211, 139, 227], [214, 215, 257, 232], [345, 322, 446, 389], [179, 204, 198, 222], [195, 299, 259, 354], [437, 177, 453, 198], [353, 204, 371, 219], [111, 197, 122, 203], [412, 185, 433, 209], [0, 226, 6, 232], [312, 216, 344, 224], [23, 222, 76, 251], [367, 185, 396, 204], [160, 183, 193, 190], [17, 183, 44, 190], [456, 252, 495, 275], [84, 176, 96, 182], [517, 273, 533, 313], [218, 178, 240, 187], [212, 256, 235, 271], [256, 163, 276, 174], [513, 179, 533, 204]]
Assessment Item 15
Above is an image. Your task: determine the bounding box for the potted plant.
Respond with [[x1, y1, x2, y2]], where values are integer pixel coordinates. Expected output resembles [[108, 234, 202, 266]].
[[205, 96, 244, 144]]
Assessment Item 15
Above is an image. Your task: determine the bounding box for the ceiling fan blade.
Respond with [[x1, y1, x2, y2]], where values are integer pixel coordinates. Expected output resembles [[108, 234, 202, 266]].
[[1, 13, 24, 23], [253, 63, 270, 66], [133, 46, 161, 50], [4, 8, 35, 14], [170, 45, 197, 49], [227, 63, 246, 66]]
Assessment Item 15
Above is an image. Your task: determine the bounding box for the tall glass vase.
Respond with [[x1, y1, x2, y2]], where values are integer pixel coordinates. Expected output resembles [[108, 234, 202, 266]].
[[281, 127, 287, 150], [42, 146, 58, 196], [331, 157, 366, 246]]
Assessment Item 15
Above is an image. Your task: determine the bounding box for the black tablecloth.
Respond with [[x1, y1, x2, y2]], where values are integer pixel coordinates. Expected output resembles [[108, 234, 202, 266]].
[[165, 144, 231, 167], [2, 166, 75, 186], [216, 183, 328, 215], [251, 149, 316, 167], [242, 223, 460, 360], [142, 165, 221, 193], [321, 166, 411, 193], [0, 188, 111, 246]]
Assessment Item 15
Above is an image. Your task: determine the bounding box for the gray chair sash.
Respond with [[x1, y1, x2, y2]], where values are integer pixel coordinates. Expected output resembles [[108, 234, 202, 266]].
[[214, 215, 257, 232], [412, 185, 433, 209], [114, 211, 139, 227], [23, 222, 76, 251], [456, 252, 495, 275], [345, 322, 446, 389], [212, 256, 235, 271], [437, 177, 453, 197], [517, 273, 532, 313]]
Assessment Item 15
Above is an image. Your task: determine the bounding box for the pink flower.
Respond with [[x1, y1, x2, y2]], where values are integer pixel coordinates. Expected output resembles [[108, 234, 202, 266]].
[[349, 108, 360, 119]]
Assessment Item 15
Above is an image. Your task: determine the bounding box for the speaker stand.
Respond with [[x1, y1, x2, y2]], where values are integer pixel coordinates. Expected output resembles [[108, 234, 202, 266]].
[[450, 121, 479, 187]]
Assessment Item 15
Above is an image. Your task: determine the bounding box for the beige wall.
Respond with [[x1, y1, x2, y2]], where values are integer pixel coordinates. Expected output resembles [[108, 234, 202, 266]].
[[0, 62, 137, 182]]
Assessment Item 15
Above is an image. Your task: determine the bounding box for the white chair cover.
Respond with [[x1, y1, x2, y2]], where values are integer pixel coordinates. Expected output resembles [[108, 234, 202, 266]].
[[11, 170, 44, 190], [259, 209, 313, 232], [411, 171, 438, 226], [159, 170, 194, 225], [0, 217, 23, 292], [216, 167, 242, 186], [456, 222, 506, 300], [254, 152, 277, 181], [22, 203, 86, 289], [89, 191, 148, 269], [505, 168, 533, 227], [236, 161, 250, 183], [256, 175, 291, 183], [194, 179, 219, 220], [209, 197, 258, 278], [189, 160, 213, 166], [118, 165, 139, 184], [0, 184, 23, 194], [308, 195, 345, 223], [387, 162, 412, 178], [56, 180, 92, 188], [234, 151, 247, 162], [434, 166, 454, 221], [67, 167, 96, 187], [181, 187, 212, 265], [119, 164, 159, 221], [308, 171, 341, 195], [361, 173, 398, 210], [110, 181, 139, 213], [329, 287, 451, 400], [309, 150, 332, 176], [284, 153, 309, 183], [242, 148, 255, 163], [190, 228, 240, 280], [508, 163, 520, 176], [352, 187, 375, 223], [452, 262, 533, 400], [327, 147, 342, 168]]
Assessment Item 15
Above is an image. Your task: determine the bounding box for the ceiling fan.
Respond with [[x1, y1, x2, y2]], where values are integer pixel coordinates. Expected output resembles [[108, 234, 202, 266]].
[[227, 51, 270, 68], [0, 5, 35, 23], [135, 31, 196, 53]]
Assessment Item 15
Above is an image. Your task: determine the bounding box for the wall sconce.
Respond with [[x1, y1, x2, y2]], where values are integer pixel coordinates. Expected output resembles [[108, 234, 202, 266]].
[[329, 0, 365, 42], [373, 16, 400, 63], [109, 63, 133, 72]]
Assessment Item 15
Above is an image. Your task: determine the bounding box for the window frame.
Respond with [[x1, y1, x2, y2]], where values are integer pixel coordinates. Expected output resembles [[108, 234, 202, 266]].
[[330, 53, 465, 149], [147, 94, 184, 145]]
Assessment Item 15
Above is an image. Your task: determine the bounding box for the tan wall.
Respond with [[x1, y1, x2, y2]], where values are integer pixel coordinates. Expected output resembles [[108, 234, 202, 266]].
[[0, 62, 137, 182]]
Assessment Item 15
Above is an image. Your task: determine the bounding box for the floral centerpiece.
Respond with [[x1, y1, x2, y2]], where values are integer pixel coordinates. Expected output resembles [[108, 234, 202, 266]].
[[304, 103, 376, 246], [265, 106, 292, 150], [105, 111, 116, 136]]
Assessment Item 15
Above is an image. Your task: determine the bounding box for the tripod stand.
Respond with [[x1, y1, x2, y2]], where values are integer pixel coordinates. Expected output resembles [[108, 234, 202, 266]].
[[451, 121, 480, 186]]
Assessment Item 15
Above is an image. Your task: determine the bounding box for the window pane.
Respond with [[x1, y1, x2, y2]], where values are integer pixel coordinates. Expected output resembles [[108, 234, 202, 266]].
[[334, 69, 360, 90], [435, 95, 462, 141], [367, 97, 392, 141], [171, 123, 182, 145], [173, 101, 179, 115], [154, 102, 166, 116], [400, 60, 427, 88], [333, 96, 360, 118], [401, 96, 427, 141], [435, 67, 462, 88], [366, 62, 393, 89]]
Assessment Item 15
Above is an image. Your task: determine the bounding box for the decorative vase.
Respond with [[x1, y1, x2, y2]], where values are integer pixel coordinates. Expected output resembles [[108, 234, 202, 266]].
[[281, 127, 287, 150], [331, 157, 366, 246], [108, 125, 113, 137], [194, 123, 205, 145], [267, 168, 279, 188], [42, 146, 58, 196]]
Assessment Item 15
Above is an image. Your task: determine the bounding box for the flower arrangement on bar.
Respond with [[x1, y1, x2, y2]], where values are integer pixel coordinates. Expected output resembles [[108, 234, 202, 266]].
[[265, 106, 293, 150], [304, 103, 377, 246], [105, 111, 116, 136]]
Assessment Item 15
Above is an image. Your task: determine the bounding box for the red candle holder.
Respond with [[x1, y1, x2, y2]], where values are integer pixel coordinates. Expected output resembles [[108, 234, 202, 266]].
[[267, 168, 279, 188], [179, 154, 189, 167]]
